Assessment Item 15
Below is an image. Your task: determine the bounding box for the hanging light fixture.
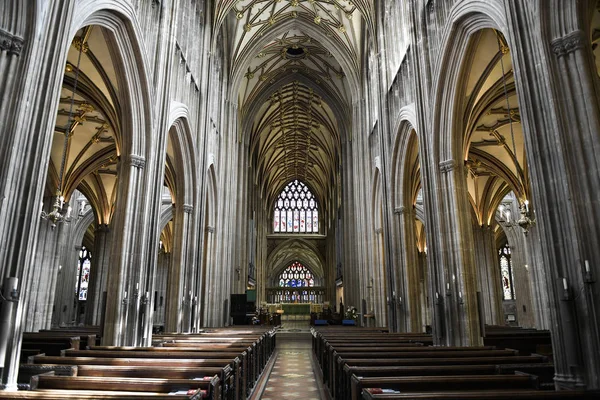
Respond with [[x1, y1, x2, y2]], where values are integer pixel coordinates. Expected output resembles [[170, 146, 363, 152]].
[[41, 34, 87, 229], [495, 31, 535, 234]]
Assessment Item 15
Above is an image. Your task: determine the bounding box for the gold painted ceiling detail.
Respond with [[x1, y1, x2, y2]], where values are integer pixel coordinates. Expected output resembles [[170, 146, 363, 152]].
[[250, 81, 340, 208], [463, 29, 529, 226], [49, 27, 120, 225]]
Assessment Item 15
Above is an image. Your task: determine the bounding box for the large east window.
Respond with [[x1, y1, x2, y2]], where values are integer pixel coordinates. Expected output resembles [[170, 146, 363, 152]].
[[278, 262, 315, 288], [273, 179, 319, 233]]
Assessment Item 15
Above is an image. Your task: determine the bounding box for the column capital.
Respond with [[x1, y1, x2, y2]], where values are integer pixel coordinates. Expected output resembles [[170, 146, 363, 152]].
[[0, 28, 24, 56], [124, 154, 146, 169], [394, 206, 415, 216], [551, 30, 585, 57], [439, 159, 458, 173], [182, 204, 193, 214], [206, 226, 215, 233], [95, 224, 110, 233]]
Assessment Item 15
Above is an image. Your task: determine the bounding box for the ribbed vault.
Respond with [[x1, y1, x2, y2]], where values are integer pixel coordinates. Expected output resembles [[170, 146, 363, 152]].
[[222, 0, 367, 218], [49, 26, 120, 225], [462, 29, 529, 225]]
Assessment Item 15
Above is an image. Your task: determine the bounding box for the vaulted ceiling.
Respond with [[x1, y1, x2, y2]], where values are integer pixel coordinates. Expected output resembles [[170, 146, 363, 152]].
[[49, 26, 120, 225], [218, 0, 373, 215], [462, 29, 529, 226]]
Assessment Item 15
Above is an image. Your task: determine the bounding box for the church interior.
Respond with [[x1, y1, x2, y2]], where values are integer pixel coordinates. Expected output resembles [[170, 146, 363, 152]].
[[1, 0, 600, 398]]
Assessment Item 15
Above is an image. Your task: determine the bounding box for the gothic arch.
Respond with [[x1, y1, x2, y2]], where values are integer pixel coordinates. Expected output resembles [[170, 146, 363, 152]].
[[266, 238, 325, 285], [68, 0, 153, 159], [431, 1, 507, 163]]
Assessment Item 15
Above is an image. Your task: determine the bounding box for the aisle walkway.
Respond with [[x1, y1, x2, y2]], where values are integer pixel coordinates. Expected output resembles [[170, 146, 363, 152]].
[[252, 323, 324, 400]]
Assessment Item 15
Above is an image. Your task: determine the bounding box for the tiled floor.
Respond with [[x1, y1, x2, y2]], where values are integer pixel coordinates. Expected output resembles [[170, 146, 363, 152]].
[[258, 325, 323, 400]]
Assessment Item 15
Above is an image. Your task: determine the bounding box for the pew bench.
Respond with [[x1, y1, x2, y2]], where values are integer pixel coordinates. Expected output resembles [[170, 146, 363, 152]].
[[29, 356, 238, 400], [29, 372, 220, 400], [350, 373, 538, 400], [361, 389, 598, 400]]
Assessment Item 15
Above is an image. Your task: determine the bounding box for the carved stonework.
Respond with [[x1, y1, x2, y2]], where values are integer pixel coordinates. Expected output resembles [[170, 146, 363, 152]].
[[125, 154, 146, 169], [551, 30, 586, 57], [439, 159, 457, 173], [206, 226, 215, 233], [0, 28, 24, 56], [183, 204, 193, 214]]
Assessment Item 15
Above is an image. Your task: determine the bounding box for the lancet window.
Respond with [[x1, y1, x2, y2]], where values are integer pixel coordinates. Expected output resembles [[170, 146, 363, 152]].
[[273, 180, 319, 233], [499, 242, 515, 300], [76, 246, 91, 301]]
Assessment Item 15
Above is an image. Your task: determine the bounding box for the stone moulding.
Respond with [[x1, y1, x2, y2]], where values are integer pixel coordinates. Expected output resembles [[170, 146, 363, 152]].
[[125, 154, 146, 169], [439, 159, 458, 173], [0, 28, 24, 56], [551, 30, 585, 57]]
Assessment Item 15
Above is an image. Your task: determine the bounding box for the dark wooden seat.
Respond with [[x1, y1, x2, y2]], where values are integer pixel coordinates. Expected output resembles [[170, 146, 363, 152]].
[[30, 374, 220, 400], [361, 389, 599, 400], [351, 374, 537, 400]]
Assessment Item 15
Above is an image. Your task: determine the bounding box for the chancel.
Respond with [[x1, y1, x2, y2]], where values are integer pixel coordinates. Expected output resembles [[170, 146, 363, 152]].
[[0, 0, 599, 398]]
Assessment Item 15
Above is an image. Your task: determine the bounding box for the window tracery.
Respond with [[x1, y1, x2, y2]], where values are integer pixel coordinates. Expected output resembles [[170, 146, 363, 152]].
[[273, 180, 319, 233], [499, 242, 515, 300], [278, 262, 315, 288], [76, 246, 91, 301]]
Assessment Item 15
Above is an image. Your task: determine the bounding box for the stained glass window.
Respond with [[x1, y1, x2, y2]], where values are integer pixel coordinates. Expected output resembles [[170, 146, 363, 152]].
[[76, 246, 91, 301], [499, 242, 515, 300], [278, 262, 315, 288], [273, 180, 319, 233]]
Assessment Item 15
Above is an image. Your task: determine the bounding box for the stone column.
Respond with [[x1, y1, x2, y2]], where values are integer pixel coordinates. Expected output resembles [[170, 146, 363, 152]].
[[102, 155, 149, 346], [395, 207, 422, 332], [85, 224, 110, 326], [472, 225, 503, 326], [25, 207, 65, 332], [436, 160, 481, 346], [153, 250, 170, 328], [165, 203, 194, 333], [504, 2, 600, 387]]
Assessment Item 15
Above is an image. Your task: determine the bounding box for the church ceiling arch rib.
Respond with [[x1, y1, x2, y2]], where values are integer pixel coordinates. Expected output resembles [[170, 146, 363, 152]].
[[460, 29, 530, 226], [249, 81, 341, 210], [49, 26, 121, 225], [222, 2, 364, 218]]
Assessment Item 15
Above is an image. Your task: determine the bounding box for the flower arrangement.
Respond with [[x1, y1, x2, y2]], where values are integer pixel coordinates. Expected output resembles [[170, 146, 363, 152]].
[[345, 306, 358, 321]]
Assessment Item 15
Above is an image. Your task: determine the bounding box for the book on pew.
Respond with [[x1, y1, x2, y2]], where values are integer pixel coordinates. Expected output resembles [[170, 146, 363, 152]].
[[366, 388, 401, 394]]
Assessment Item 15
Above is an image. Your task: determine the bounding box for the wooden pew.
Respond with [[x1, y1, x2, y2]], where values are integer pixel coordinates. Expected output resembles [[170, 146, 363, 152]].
[[333, 355, 547, 399], [327, 348, 520, 388], [351, 374, 538, 400], [361, 389, 599, 400], [30, 372, 220, 400], [29, 356, 238, 400]]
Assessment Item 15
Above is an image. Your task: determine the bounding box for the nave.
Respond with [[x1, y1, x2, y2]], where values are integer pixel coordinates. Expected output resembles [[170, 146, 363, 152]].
[[1, 0, 600, 395]]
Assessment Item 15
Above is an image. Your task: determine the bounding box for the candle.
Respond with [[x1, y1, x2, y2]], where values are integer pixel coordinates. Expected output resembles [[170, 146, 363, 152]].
[[452, 274, 456, 282], [124, 291, 128, 299], [435, 292, 439, 299], [392, 291, 395, 297], [524, 200, 529, 212], [585, 260, 590, 273], [459, 291, 462, 298], [145, 291, 149, 299], [446, 283, 450, 290], [563, 278, 568, 290], [136, 283, 139, 291]]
